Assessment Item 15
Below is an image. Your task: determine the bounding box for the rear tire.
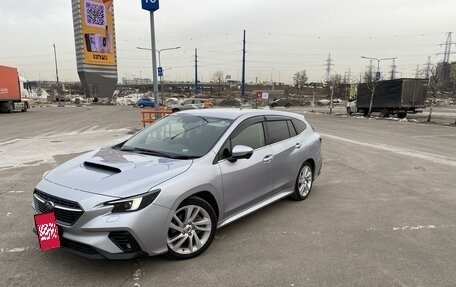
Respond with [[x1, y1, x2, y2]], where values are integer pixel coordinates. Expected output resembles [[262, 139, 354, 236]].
[[166, 196, 217, 260], [290, 162, 314, 201], [379, 109, 389, 118], [172, 108, 180, 113], [285, 103, 291, 108], [7, 101, 14, 113], [139, 104, 144, 108], [397, 112, 407, 119]]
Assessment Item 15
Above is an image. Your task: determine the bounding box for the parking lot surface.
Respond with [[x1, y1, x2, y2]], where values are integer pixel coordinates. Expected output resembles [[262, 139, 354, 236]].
[[1, 105, 455, 286]]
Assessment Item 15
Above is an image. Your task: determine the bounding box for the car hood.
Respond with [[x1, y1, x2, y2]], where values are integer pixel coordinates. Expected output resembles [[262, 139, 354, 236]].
[[44, 147, 193, 198]]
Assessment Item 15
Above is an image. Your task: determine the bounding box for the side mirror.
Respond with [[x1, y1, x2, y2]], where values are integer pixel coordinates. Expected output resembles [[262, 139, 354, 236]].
[[228, 145, 253, 162]]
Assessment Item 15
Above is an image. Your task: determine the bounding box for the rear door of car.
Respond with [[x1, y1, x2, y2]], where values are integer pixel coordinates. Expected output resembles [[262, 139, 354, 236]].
[[265, 116, 304, 194], [216, 116, 273, 218]]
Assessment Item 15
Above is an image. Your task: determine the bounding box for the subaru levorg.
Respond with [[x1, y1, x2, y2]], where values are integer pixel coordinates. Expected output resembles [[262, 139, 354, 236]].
[[32, 109, 322, 259]]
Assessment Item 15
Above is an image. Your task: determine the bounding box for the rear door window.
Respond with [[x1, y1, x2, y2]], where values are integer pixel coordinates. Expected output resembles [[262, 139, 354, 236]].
[[266, 121, 290, 144]]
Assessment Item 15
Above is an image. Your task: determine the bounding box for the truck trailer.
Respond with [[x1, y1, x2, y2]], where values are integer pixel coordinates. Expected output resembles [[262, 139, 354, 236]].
[[347, 78, 427, 118], [0, 65, 30, 113]]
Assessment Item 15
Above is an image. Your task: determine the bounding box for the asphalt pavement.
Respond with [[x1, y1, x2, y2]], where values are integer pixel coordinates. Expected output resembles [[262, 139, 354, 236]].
[[0, 105, 455, 286]]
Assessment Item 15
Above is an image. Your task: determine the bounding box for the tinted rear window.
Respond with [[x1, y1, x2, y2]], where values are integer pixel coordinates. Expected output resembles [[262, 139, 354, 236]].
[[287, 120, 297, 137], [292, 119, 307, 134]]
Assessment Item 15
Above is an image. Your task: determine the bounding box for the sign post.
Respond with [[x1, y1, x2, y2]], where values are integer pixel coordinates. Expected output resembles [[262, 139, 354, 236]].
[[375, 71, 381, 81], [142, 0, 160, 110]]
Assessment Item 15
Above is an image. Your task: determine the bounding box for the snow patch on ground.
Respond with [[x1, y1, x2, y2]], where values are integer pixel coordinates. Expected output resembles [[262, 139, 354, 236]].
[[0, 127, 131, 171]]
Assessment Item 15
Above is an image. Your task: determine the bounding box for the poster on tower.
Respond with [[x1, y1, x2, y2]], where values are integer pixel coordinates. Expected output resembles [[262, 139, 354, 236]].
[[80, 0, 116, 66]]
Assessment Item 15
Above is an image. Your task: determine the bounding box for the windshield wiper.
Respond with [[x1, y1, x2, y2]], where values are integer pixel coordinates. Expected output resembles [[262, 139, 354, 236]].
[[170, 116, 220, 140], [121, 146, 173, 158]]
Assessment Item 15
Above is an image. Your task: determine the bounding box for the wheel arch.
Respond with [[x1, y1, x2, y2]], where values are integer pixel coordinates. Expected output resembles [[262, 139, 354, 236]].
[[190, 191, 219, 220], [302, 158, 315, 179]]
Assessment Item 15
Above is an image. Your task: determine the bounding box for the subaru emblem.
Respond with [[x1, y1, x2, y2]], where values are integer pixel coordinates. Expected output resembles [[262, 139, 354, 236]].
[[44, 200, 55, 210]]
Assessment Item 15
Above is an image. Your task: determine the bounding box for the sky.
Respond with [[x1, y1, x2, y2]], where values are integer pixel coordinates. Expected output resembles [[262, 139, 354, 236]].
[[0, 0, 455, 84]]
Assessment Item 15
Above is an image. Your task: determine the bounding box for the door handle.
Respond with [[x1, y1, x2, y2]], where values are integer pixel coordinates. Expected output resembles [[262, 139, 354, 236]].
[[294, 143, 302, 149], [263, 155, 273, 163]]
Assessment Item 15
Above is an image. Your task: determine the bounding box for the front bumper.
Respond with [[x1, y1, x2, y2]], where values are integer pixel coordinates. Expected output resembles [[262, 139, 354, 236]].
[[33, 179, 174, 259]]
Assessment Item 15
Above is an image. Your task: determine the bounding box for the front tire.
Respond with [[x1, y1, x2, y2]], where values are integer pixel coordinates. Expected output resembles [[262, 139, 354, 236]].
[[290, 162, 314, 201], [166, 197, 217, 260]]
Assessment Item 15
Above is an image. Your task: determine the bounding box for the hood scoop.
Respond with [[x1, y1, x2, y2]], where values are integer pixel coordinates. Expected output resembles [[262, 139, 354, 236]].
[[83, 161, 122, 174]]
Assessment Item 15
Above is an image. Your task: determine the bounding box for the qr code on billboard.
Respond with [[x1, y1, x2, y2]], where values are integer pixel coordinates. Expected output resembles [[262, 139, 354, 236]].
[[84, 0, 106, 27], [37, 223, 59, 242]]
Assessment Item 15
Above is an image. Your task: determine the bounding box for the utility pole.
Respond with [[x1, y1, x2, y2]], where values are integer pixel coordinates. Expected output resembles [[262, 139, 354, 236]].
[[425, 56, 431, 80], [241, 30, 246, 97], [369, 60, 374, 78], [390, 59, 397, 80], [443, 32, 453, 64], [53, 43, 60, 101], [194, 48, 198, 95], [325, 53, 333, 84]]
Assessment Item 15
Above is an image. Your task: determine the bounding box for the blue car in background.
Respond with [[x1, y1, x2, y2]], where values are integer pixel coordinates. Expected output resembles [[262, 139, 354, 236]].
[[137, 98, 155, 108]]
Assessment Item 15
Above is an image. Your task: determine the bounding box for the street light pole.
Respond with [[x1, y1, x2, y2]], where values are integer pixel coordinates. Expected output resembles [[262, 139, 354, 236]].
[[53, 43, 60, 102], [361, 56, 396, 80], [360, 56, 396, 116], [137, 46, 180, 105]]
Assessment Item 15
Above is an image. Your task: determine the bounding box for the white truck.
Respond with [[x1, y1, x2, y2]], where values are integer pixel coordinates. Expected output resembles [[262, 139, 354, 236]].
[[0, 65, 30, 113]]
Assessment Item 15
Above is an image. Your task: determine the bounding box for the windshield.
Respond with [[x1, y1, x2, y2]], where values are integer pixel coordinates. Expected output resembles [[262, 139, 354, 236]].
[[121, 114, 233, 158]]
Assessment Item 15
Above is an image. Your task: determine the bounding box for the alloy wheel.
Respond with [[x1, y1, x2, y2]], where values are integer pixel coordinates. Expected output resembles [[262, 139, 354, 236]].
[[167, 204, 212, 255], [298, 165, 313, 197]]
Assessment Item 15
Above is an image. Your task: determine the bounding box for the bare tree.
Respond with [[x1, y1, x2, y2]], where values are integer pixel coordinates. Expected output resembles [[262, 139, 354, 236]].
[[212, 70, 224, 96], [423, 64, 443, 122], [293, 70, 308, 96], [363, 68, 379, 117], [329, 74, 342, 96]]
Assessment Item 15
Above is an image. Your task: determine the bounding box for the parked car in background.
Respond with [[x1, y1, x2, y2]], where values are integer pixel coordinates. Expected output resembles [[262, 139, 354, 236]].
[[137, 98, 155, 108], [32, 109, 322, 260], [218, 98, 241, 107], [169, 98, 212, 112], [270, 98, 291, 108]]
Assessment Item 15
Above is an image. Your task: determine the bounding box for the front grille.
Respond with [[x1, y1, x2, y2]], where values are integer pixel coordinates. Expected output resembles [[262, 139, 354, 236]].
[[34, 189, 84, 226], [109, 231, 142, 253]]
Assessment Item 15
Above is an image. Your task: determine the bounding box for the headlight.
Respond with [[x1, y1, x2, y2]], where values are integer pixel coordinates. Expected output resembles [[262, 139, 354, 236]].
[[104, 189, 161, 213]]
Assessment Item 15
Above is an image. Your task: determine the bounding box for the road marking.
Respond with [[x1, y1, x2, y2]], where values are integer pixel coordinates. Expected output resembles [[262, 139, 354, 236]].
[[131, 261, 144, 287], [413, 134, 456, 138], [391, 224, 456, 231], [0, 247, 37, 253], [320, 132, 456, 167]]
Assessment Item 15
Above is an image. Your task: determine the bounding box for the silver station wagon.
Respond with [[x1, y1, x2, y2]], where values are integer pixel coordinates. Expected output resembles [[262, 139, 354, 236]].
[[33, 108, 322, 259]]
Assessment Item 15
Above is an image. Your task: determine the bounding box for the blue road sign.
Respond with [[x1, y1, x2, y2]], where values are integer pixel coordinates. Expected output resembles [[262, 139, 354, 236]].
[[158, 67, 163, 77], [142, 0, 159, 11], [375, 72, 381, 81]]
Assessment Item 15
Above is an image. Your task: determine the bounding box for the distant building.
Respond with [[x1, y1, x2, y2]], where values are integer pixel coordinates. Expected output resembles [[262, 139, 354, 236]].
[[121, 78, 152, 85]]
